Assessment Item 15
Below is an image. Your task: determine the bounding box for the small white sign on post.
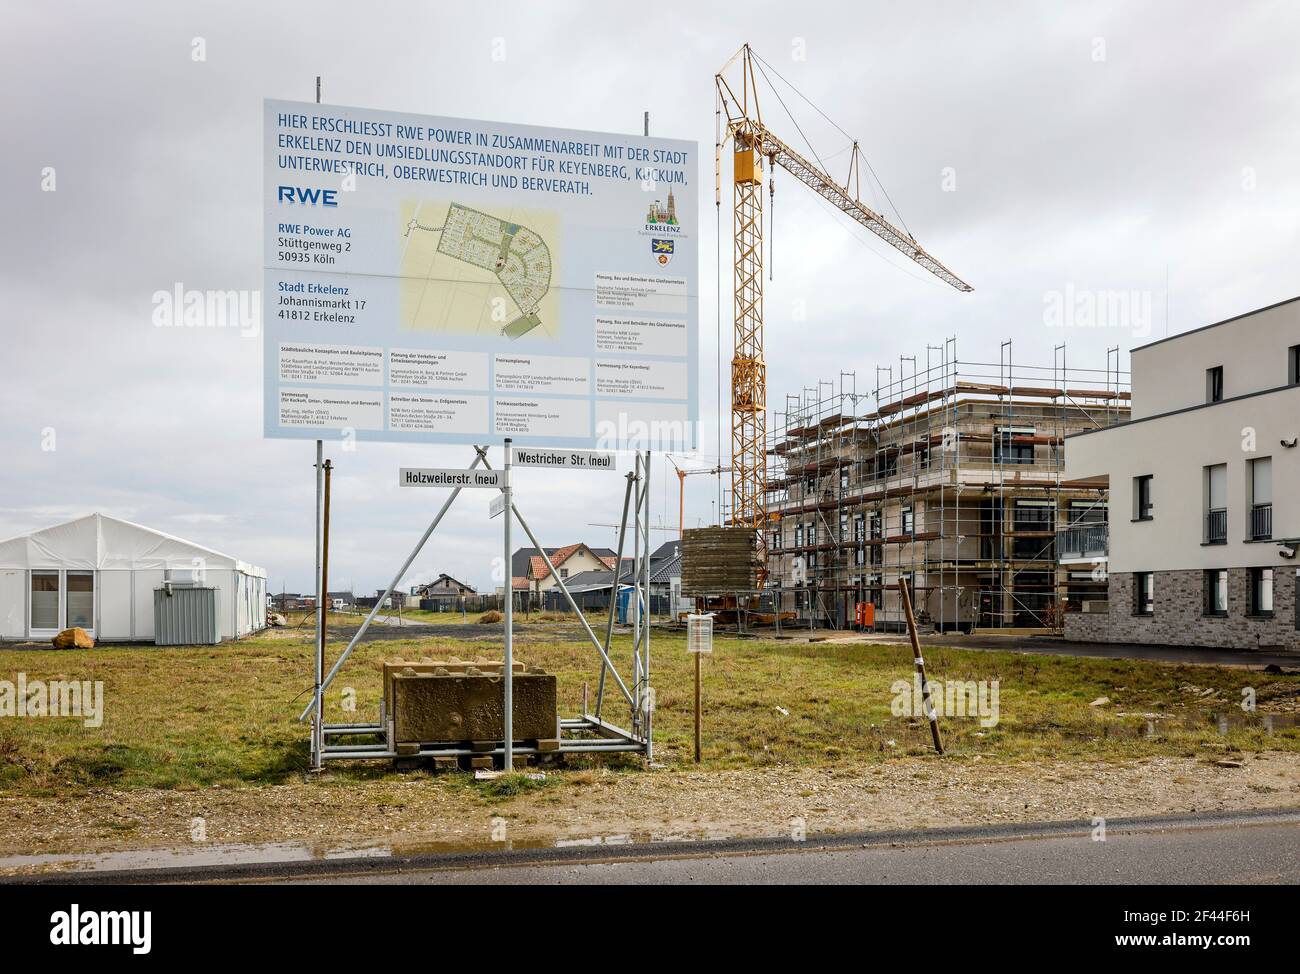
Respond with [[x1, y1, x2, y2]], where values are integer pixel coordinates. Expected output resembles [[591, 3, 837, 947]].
[[489, 491, 507, 519], [399, 468, 506, 489], [686, 613, 713, 655], [512, 448, 617, 471]]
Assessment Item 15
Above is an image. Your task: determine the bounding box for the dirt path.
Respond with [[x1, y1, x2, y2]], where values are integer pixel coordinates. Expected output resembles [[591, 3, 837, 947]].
[[2, 752, 1296, 868]]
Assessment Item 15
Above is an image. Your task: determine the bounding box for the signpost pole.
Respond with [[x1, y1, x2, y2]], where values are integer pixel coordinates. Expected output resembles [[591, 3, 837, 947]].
[[502, 438, 514, 771], [643, 448, 652, 761], [310, 74, 324, 772], [312, 440, 323, 770]]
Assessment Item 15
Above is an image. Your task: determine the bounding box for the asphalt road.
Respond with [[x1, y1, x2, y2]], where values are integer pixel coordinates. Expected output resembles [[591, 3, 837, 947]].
[[9, 809, 1295, 885], [277, 817, 1298, 885]]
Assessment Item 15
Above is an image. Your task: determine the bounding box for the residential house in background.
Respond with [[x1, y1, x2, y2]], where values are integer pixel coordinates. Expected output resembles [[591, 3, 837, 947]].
[[1065, 297, 1300, 650], [554, 540, 683, 616], [415, 574, 477, 609], [510, 543, 618, 607], [356, 589, 407, 611]]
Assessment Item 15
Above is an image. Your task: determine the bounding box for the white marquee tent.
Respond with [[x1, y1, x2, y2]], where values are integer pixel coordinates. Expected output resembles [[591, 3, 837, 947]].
[[0, 513, 267, 643]]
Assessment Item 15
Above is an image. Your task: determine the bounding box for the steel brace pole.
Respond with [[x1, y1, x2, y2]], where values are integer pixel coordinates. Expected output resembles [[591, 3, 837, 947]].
[[473, 456, 637, 710], [596, 471, 636, 719], [300, 445, 490, 721], [502, 438, 514, 770]]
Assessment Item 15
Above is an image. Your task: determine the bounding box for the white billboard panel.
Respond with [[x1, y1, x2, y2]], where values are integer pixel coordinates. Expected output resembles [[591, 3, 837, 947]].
[[263, 99, 698, 449]]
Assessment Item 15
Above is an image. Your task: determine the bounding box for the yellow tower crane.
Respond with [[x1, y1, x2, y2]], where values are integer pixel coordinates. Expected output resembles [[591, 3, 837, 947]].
[[715, 44, 973, 582]]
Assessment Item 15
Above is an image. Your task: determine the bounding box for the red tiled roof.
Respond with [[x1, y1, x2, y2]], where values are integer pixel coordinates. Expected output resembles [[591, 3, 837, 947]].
[[511, 576, 529, 590], [527, 543, 590, 580]]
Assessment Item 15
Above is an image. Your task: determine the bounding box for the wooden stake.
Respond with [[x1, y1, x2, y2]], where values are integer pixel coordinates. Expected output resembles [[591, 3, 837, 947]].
[[898, 578, 943, 754], [694, 651, 702, 763]]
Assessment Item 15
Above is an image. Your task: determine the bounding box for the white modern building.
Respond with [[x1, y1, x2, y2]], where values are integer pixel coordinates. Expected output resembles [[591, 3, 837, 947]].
[[1065, 297, 1300, 650], [0, 513, 267, 643]]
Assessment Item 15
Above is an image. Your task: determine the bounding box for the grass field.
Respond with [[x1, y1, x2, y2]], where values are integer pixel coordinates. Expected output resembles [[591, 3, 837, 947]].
[[1, 623, 1296, 797]]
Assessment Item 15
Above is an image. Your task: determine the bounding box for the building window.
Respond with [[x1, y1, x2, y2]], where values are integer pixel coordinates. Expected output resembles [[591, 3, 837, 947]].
[[807, 521, 817, 546], [31, 571, 59, 631], [1203, 569, 1228, 616], [1133, 572, 1154, 616], [1290, 345, 1300, 385], [901, 506, 914, 536], [840, 467, 850, 491], [559, 568, 568, 579], [1249, 457, 1272, 540], [1204, 463, 1227, 543], [66, 571, 94, 629], [794, 523, 803, 548], [1249, 568, 1274, 616], [771, 531, 782, 552], [1067, 498, 1107, 525], [1133, 475, 1154, 521], [994, 426, 1035, 465], [1206, 365, 1223, 403], [869, 573, 883, 609]]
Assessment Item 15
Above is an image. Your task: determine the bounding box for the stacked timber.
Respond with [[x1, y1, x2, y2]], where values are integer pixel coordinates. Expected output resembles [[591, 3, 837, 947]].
[[681, 526, 759, 594]]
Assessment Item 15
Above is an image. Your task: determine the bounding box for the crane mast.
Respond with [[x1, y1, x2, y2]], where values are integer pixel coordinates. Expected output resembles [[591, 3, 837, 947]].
[[715, 44, 972, 586]]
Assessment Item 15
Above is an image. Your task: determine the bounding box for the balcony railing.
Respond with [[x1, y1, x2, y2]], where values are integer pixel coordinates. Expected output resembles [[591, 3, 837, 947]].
[[1206, 507, 1227, 544], [1251, 502, 1273, 541], [1056, 523, 1108, 560]]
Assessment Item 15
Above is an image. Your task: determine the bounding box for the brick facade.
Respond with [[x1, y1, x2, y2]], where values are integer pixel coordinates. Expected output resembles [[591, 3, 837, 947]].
[[1065, 568, 1300, 651]]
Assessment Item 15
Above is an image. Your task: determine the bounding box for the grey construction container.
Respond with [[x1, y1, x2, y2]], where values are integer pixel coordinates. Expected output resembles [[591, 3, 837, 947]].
[[153, 585, 221, 645]]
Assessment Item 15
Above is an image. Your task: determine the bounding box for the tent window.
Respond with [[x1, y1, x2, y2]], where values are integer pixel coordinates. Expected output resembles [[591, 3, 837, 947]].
[[31, 572, 59, 630], [66, 571, 94, 629]]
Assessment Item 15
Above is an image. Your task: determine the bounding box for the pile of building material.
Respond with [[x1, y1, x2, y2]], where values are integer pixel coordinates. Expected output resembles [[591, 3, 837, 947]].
[[384, 657, 558, 766], [681, 526, 759, 594]]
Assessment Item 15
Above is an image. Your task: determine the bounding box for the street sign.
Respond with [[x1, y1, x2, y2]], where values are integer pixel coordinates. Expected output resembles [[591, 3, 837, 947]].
[[512, 448, 617, 471], [489, 492, 507, 519], [398, 468, 505, 489]]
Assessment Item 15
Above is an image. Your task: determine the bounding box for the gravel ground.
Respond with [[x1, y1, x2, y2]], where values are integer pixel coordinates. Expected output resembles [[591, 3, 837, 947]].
[[2, 752, 1296, 868]]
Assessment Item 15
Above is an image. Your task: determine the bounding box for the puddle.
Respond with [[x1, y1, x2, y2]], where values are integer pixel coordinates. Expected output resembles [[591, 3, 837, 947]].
[[0, 828, 733, 877], [0, 840, 395, 876]]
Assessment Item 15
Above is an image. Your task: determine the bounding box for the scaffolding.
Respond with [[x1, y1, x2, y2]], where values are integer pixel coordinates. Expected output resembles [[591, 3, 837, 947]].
[[765, 339, 1130, 631]]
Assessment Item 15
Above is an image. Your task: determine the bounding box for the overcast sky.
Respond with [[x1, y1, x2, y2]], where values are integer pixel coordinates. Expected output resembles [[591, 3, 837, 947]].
[[3, 0, 1298, 594]]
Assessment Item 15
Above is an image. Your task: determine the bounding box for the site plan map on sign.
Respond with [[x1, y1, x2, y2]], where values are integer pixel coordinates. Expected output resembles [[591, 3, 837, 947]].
[[403, 202, 555, 340]]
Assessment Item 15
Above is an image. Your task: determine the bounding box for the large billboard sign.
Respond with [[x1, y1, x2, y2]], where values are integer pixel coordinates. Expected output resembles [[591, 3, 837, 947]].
[[263, 99, 698, 449]]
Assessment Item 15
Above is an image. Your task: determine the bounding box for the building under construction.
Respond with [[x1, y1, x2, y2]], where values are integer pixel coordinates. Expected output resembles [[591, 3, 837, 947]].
[[766, 339, 1129, 631]]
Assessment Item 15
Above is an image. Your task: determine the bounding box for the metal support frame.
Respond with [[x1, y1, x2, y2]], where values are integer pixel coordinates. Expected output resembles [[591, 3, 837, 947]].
[[307, 443, 654, 765]]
